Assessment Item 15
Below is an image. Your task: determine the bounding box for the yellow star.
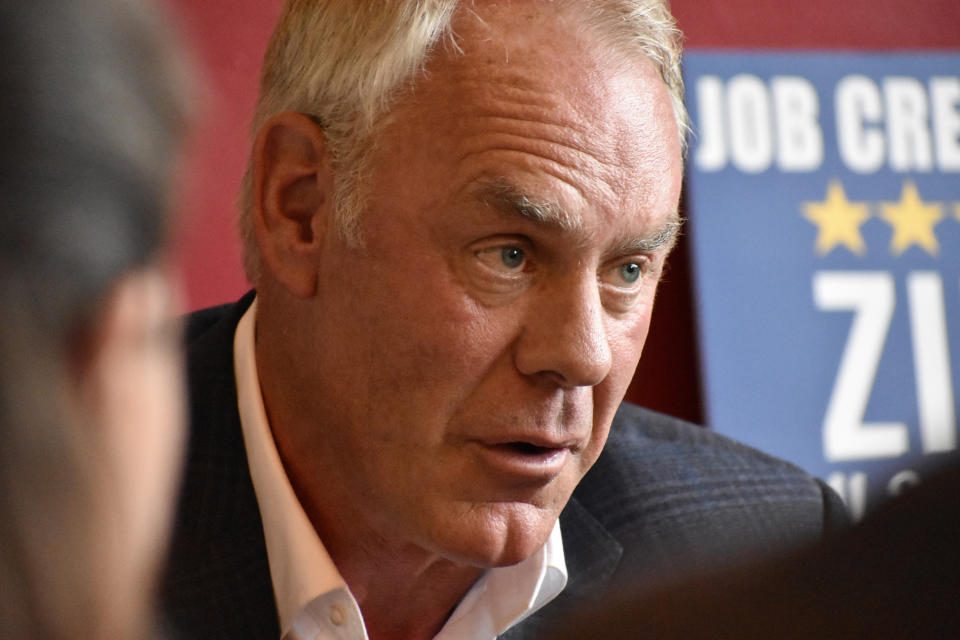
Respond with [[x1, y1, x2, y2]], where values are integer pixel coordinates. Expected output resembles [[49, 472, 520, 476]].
[[802, 180, 870, 256], [880, 181, 944, 257]]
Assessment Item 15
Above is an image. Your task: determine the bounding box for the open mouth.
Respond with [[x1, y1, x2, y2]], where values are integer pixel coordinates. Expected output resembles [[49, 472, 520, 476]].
[[504, 441, 561, 456], [471, 438, 573, 480], [486, 441, 569, 466]]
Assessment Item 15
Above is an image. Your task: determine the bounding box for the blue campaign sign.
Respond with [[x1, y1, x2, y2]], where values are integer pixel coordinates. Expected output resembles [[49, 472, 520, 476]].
[[683, 52, 960, 520]]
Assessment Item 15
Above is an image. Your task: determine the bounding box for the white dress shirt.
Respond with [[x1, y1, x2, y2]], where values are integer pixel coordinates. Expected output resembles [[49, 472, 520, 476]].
[[233, 299, 567, 639]]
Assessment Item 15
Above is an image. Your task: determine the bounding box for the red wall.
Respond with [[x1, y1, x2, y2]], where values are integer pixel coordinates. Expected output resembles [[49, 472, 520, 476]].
[[164, 0, 960, 424]]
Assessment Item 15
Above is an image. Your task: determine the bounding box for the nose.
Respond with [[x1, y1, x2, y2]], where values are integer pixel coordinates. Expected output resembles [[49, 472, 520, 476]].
[[514, 276, 613, 388]]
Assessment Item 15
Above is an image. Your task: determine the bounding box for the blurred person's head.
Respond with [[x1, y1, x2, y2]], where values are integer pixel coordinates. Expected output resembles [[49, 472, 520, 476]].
[[0, 0, 191, 637]]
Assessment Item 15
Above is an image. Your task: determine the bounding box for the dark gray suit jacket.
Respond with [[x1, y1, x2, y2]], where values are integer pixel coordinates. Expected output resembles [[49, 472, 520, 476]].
[[160, 293, 848, 639]]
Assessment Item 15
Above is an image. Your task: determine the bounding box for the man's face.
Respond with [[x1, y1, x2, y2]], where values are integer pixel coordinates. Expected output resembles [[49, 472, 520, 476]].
[[286, 4, 683, 567]]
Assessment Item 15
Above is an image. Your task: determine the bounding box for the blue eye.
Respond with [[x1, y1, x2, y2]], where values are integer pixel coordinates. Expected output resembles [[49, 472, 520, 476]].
[[501, 246, 525, 269], [620, 262, 641, 283]]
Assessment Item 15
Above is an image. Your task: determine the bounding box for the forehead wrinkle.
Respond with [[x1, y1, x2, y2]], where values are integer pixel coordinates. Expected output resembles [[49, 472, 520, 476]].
[[456, 104, 617, 164], [450, 83, 630, 180], [445, 61, 629, 152], [456, 124, 628, 212], [435, 58, 641, 209]]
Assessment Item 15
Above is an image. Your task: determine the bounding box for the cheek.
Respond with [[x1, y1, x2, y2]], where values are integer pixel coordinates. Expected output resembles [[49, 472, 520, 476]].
[[88, 319, 186, 615], [338, 246, 512, 381], [137, 346, 186, 484], [584, 431, 611, 479], [313, 248, 520, 461], [582, 306, 652, 456], [366, 300, 515, 430], [607, 305, 653, 387], [110, 336, 185, 523]]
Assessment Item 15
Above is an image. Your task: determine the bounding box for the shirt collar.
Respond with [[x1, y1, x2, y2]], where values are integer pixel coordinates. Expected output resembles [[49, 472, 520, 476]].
[[234, 298, 355, 634], [233, 299, 567, 639]]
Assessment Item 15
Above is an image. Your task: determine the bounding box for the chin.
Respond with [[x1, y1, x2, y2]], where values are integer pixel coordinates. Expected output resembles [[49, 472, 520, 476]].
[[429, 500, 558, 568], [485, 540, 545, 568]]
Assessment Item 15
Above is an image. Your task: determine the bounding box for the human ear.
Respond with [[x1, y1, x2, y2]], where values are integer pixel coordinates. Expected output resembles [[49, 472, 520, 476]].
[[251, 111, 334, 298]]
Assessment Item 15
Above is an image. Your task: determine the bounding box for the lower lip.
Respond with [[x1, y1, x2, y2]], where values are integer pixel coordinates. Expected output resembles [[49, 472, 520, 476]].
[[471, 443, 570, 482]]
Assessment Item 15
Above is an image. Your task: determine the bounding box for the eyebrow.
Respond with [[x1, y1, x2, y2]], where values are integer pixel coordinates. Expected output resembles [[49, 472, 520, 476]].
[[473, 178, 580, 230], [611, 217, 684, 255], [472, 176, 683, 254]]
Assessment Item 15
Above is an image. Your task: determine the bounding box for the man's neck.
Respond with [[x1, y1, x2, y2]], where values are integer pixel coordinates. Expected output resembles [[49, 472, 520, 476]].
[[255, 301, 486, 638], [285, 455, 484, 640], [340, 543, 484, 640], [265, 410, 481, 638]]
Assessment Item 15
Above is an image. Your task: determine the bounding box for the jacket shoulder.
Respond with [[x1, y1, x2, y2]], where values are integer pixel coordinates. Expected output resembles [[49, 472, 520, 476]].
[[184, 301, 234, 342], [574, 403, 846, 579], [183, 290, 256, 346], [600, 402, 816, 478], [163, 291, 278, 639]]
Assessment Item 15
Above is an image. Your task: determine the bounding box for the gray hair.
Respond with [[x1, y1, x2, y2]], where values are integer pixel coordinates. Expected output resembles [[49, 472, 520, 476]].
[[239, 0, 688, 283]]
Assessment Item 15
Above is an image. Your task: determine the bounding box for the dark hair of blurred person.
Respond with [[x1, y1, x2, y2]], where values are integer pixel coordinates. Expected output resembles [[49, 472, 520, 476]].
[[0, 0, 191, 638]]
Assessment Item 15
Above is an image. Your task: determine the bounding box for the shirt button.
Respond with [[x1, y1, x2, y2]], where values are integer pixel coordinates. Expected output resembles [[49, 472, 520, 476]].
[[329, 603, 346, 627]]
